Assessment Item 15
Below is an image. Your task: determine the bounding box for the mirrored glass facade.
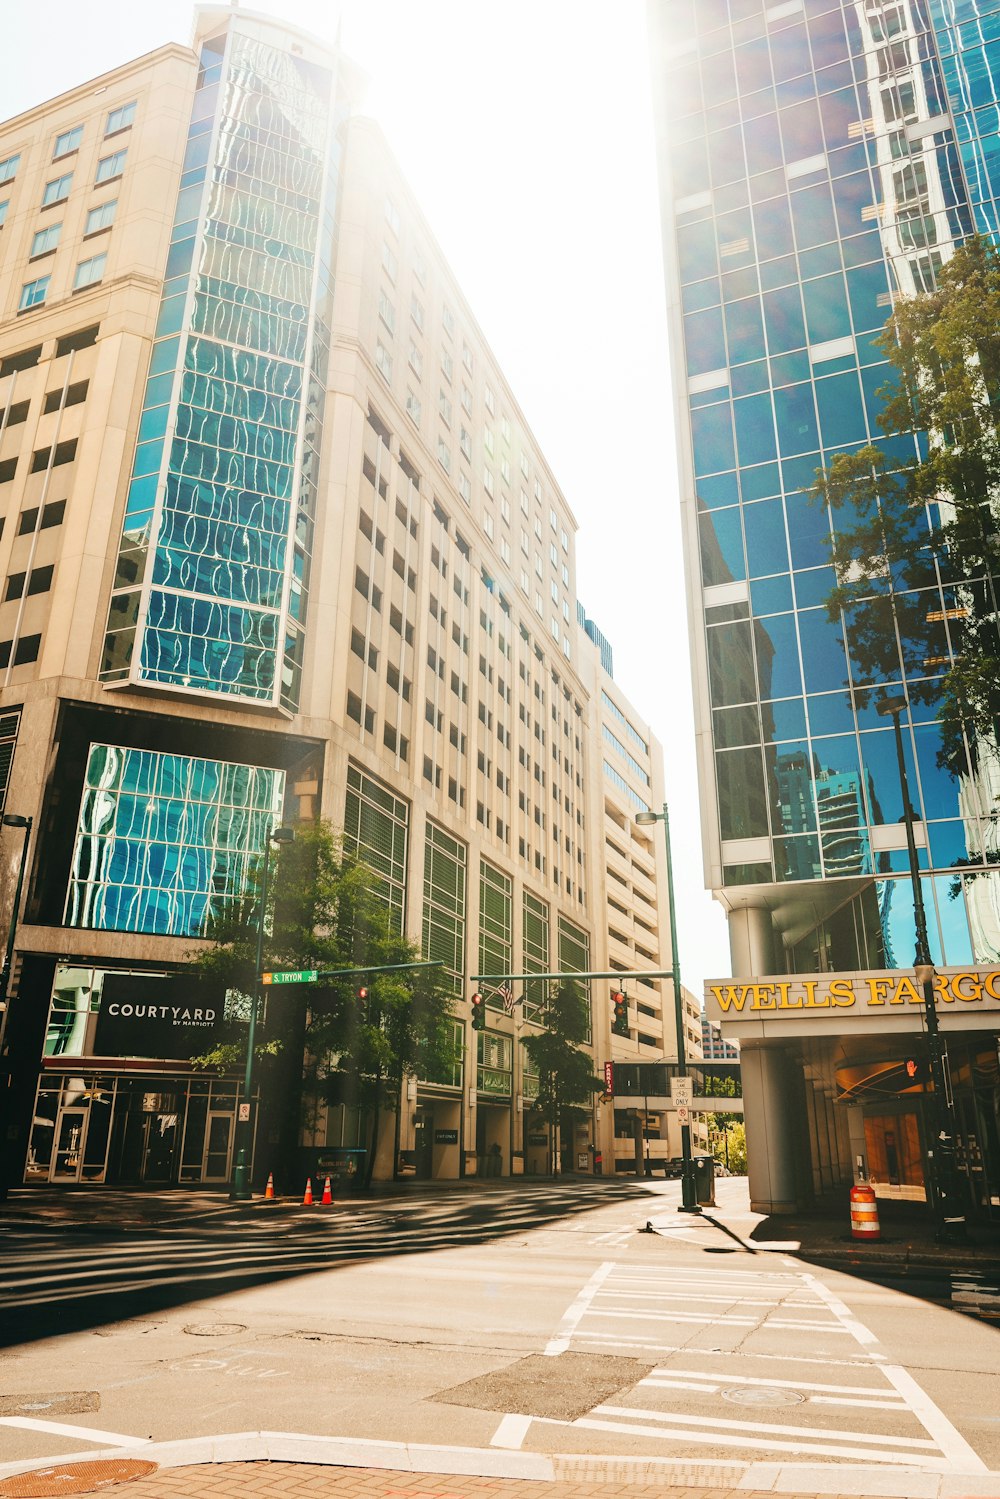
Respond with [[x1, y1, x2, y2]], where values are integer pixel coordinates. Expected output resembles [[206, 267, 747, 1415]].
[[101, 22, 343, 708], [656, 0, 1000, 970], [65, 743, 285, 937]]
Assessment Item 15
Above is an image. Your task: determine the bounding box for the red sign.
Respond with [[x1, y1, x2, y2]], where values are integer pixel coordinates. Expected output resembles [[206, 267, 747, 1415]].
[[604, 1061, 614, 1096]]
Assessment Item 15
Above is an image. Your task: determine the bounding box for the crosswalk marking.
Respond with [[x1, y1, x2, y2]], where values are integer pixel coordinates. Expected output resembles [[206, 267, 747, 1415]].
[[591, 1403, 941, 1449]]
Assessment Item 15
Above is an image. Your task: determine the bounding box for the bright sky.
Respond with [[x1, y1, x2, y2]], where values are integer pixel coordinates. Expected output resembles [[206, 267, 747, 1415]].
[[1, 0, 730, 1002]]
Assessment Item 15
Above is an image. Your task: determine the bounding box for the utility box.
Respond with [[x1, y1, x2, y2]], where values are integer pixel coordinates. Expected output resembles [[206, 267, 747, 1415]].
[[693, 1154, 716, 1207]]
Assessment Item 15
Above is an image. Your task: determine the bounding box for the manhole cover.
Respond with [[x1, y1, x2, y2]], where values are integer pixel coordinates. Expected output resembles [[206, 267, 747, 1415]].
[[182, 1323, 246, 1337], [0, 1394, 98, 1418], [0, 1460, 157, 1497], [722, 1386, 805, 1407]]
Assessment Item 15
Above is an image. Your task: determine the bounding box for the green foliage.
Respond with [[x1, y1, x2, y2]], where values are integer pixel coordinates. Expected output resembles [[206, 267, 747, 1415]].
[[522, 981, 603, 1171], [712, 1120, 746, 1175], [812, 235, 1000, 766], [193, 819, 455, 1185]]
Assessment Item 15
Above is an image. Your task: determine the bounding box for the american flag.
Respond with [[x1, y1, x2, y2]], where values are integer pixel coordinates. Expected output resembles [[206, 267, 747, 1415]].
[[499, 981, 515, 1016]]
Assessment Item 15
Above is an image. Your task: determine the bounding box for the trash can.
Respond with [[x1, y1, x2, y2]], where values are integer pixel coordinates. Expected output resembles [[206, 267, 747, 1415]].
[[693, 1154, 716, 1207]]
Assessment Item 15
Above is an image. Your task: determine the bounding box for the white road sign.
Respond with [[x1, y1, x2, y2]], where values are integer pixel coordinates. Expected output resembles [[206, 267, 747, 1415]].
[[671, 1077, 693, 1107], [676, 1105, 690, 1126]]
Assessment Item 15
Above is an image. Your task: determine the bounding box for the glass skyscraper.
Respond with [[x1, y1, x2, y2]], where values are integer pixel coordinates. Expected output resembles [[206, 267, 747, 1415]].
[[651, 0, 1000, 1213]]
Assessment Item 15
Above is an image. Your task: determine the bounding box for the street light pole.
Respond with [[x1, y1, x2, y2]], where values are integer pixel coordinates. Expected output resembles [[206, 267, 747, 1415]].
[[0, 814, 33, 1202], [229, 824, 294, 1202], [877, 696, 966, 1242], [636, 803, 700, 1214]]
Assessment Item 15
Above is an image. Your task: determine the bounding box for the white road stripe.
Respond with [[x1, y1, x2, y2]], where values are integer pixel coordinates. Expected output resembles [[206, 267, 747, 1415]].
[[543, 1260, 614, 1355], [490, 1414, 531, 1449], [596, 1289, 811, 1307], [575, 1333, 872, 1368], [592, 1403, 938, 1450], [585, 1307, 758, 1326], [645, 1369, 904, 1398], [0, 1418, 150, 1445], [567, 1416, 949, 1469], [803, 1271, 987, 1474]]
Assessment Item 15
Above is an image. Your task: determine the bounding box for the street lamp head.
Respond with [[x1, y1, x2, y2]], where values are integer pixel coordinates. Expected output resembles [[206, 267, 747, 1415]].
[[915, 962, 936, 990], [634, 811, 659, 826], [876, 695, 908, 719], [1, 814, 30, 829], [270, 826, 295, 845]]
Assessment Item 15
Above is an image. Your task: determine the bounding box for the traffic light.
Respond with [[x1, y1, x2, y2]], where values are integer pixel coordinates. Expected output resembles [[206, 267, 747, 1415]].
[[357, 985, 369, 1011], [903, 1055, 924, 1085], [471, 990, 485, 1031], [611, 989, 628, 1037]]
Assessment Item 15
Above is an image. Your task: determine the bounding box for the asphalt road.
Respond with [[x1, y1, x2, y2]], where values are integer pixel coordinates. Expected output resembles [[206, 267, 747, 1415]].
[[1, 1178, 999, 1480]]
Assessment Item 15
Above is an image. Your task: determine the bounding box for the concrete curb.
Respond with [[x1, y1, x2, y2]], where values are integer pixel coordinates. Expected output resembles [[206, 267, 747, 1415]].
[[1, 1430, 998, 1496]]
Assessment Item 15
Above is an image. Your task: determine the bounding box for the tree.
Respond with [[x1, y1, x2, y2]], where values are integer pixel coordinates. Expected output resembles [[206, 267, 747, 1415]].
[[712, 1120, 746, 1176], [194, 820, 455, 1190], [812, 236, 1000, 774], [521, 980, 603, 1176]]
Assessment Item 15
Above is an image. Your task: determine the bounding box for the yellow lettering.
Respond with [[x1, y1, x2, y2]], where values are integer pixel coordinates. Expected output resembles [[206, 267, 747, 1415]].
[[829, 978, 856, 1007], [778, 983, 802, 1009], [711, 984, 753, 1013], [985, 971, 1000, 1001], [933, 973, 951, 1003], [866, 977, 892, 1006], [752, 984, 777, 1010], [891, 976, 921, 1005], [803, 981, 829, 1008], [950, 972, 983, 1003]]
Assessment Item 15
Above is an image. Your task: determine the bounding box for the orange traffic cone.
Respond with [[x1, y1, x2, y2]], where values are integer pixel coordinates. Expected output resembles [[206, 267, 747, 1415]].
[[264, 1172, 275, 1201], [302, 1177, 314, 1206], [321, 1175, 333, 1206]]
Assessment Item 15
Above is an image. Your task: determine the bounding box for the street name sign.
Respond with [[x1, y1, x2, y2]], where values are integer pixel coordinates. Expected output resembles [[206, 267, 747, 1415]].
[[262, 970, 318, 985]]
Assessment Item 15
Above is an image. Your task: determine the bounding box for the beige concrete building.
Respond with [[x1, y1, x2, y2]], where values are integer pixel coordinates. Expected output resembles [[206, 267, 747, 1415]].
[[0, 5, 677, 1190], [577, 614, 703, 1173]]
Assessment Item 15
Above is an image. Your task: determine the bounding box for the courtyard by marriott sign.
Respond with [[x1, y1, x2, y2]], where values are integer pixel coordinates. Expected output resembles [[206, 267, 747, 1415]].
[[705, 968, 1000, 1019]]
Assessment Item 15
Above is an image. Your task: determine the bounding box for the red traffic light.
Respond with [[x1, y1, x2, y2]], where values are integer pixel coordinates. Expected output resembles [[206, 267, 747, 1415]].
[[357, 985, 369, 1001], [470, 990, 484, 1030]]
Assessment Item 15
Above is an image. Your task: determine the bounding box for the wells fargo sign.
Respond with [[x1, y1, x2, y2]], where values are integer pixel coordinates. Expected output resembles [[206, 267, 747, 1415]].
[[706, 969, 1000, 1018]]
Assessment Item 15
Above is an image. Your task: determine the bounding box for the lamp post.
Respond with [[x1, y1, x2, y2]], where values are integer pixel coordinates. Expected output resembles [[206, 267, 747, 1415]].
[[876, 696, 966, 1242], [635, 803, 700, 1213], [229, 823, 294, 1202], [0, 813, 33, 1202]]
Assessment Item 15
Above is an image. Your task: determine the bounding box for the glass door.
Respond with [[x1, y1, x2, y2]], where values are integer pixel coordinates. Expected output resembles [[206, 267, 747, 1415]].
[[51, 1109, 88, 1181], [202, 1112, 233, 1181]]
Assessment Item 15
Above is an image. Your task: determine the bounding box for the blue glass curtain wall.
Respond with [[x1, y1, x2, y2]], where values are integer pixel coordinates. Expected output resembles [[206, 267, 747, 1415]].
[[102, 22, 341, 709], [665, 0, 1000, 968], [65, 743, 285, 937]]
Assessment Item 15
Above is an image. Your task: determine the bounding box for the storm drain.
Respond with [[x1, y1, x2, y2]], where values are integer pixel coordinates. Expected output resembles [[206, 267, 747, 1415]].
[[0, 1393, 98, 1418], [722, 1386, 805, 1407], [182, 1322, 246, 1337], [434, 1351, 654, 1422], [0, 1460, 157, 1498]]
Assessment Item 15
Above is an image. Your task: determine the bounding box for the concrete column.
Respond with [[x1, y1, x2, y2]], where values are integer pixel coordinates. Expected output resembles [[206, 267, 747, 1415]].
[[741, 1043, 801, 1214], [728, 905, 777, 976]]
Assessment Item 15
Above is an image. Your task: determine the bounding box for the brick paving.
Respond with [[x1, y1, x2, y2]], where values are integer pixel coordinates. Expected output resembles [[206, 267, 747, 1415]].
[[93, 1464, 910, 1499]]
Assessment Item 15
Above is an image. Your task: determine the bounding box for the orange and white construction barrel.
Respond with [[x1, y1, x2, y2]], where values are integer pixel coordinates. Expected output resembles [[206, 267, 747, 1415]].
[[849, 1183, 881, 1242]]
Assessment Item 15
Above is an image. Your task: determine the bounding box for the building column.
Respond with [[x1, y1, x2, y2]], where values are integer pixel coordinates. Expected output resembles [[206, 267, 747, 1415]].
[[728, 905, 776, 977], [741, 1042, 801, 1214]]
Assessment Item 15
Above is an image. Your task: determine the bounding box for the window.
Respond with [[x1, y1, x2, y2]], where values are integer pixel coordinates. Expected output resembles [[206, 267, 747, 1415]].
[[408, 341, 422, 377], [484, 385, 495, 415], [501, 416, 511, 444], [19, 277, 50, 311], [382, 241, 398, 281], [55, 324, 98, 356], [405, 388, 421, 425], [5, 565, 53, 601], [30, 224, 61, 258], [384, 196, 400, 236], [43, 380, 88, 413], [413, 251, 426, 285], [484, 467, 494, 496], [442, 304, 455, 337], [459, 426, 471, 461], [105, 101, 136, 135], [18, 499, 65, 535], [0, 460, 16, 484], [441, 349, 453, 382], [0, 201, 8, 229], [30, 438, 76, 472], [462, 341, 473, 372], [73, 252, 106, 290], [42, 173, 72, 207], [0, 344, 41, 376], [500, 456, 510, 485], [0, 154, 20, 185], [4, 401, 28, 426], [484, 428, 494, 457], [439, 389, 452, 425], [484, 511, 495, 541], [437, 438, 450, 472], [54, 125, 83, 158], [458, 472, 471, 504], [378, 290, 395, 332], [85, 199, 117, 235], [410, 294, 424, 330], [375, 341, 392, 381], [0, 635, 41, 669], [461, 383, 472, 414], [95, 150, 127, 184], [500, 538, 511, 565], [520, 568, 529, 595]]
